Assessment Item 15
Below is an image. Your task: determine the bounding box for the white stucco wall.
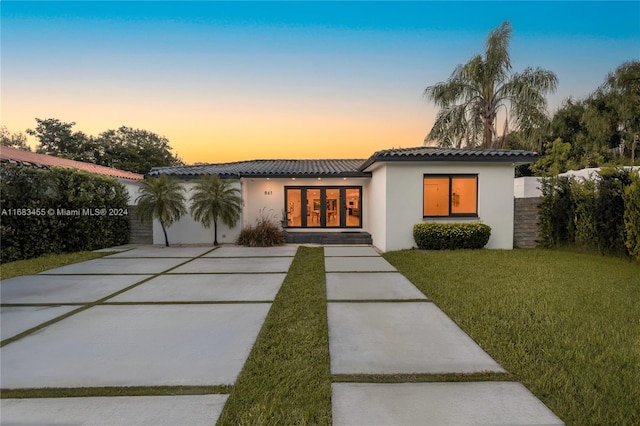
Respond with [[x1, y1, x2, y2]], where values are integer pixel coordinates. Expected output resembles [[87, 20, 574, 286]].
[[368, 162, 516, 251], [514, 176, 542, 198], [120, 179, 142, 205], [152, 180, 243, 245], [242, 177, 370, 232], [366, 163, 387, 250]]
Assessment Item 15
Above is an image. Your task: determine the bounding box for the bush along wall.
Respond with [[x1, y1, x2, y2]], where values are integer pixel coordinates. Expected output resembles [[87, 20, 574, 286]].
[[413, 223, 491, 250], [0, 165, 130, 263], [538, 168, 637, 258]]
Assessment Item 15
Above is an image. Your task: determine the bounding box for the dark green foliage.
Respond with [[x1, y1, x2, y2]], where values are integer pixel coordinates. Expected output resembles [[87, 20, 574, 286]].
[[538, 169, 636, 257], [413, 222, 491, 250], [623, 174, 640, 260], [538, 177, 574, 247], [236, 212, 285, 247], [0, 165, 129, 263], [26, 118, 183, 174]]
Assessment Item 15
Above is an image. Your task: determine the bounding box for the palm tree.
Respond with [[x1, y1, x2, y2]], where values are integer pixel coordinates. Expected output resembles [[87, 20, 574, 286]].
[[136, 175, 187, 247], [424, 21, 558, 150], [190, 174, 243, 246]]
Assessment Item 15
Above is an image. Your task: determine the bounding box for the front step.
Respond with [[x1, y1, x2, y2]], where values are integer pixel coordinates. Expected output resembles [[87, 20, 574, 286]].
[[284, 231, 372, 245]]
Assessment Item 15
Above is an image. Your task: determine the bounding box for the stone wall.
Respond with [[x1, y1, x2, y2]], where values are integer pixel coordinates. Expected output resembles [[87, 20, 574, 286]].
[[513, 197, 541, 248], [127, 205, 153, 244]]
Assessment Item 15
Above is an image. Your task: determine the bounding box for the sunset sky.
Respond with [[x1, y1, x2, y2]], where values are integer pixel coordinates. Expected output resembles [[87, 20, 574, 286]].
[[2, 1, 639, 164]]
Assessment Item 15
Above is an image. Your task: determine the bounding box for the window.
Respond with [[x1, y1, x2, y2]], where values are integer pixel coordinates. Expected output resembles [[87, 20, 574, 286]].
[[423, 175, 477, 217]]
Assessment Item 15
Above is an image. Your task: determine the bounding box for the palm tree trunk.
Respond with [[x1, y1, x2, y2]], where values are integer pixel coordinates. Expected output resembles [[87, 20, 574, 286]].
[[160, 221, 169, 247], [213, 220, 219, 246]]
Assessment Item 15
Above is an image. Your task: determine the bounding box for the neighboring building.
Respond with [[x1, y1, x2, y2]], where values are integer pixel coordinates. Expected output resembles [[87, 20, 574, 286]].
[[0, 146, 144, 203], [149, 147, 536, 251], [0, 146, 150, 243]]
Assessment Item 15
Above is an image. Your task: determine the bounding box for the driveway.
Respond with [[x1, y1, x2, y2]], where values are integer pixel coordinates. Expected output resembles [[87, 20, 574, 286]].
[[1, 244, 295, 425]]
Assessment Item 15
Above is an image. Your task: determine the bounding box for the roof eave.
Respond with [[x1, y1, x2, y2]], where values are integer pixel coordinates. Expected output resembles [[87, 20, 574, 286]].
[[359, 154, 538, 171]]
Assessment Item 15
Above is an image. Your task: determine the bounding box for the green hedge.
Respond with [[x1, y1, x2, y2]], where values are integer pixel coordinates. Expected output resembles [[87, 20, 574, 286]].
[[413, 222, 491, 250], [539, 168, 637, 258], [1, 165, 129, 263], [623, 175, 640, 260]]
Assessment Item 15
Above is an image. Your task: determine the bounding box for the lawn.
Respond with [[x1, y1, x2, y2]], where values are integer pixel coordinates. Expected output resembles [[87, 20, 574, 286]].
[[383, 249, 640, 426], [217, 246, 332, 425], [0, 251, 113, 280]]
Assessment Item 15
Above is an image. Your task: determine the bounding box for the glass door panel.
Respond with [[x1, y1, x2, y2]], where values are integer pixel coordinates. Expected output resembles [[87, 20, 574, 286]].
[[286, 188, 302, 227], [345, 188, 361, 227], [325, 188, 340, 227], [306, 188, 321, 227]]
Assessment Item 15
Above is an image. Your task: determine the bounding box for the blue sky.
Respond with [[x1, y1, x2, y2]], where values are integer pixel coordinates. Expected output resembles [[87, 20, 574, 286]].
[[2, 1, 639, 163]]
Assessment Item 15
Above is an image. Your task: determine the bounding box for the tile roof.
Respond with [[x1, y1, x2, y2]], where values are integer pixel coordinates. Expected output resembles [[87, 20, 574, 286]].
[[0, 146, 144, 180], [358, 146, 538, 171], [148, 147, 537, 179], [148, 159, 370, 178]]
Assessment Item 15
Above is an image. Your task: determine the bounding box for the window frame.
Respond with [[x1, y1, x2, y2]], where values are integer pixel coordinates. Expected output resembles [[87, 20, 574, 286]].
[[422, 174, 478, 218]]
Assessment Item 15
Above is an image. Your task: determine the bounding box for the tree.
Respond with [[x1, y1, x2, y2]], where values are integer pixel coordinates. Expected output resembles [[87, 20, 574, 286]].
[[25, 119, 183, 174], [27, 118, 94, 160], [190, 174, 242, 246], [604, 61, 640, 161], [424, 21, 558, 149], [95, 126, 183, 174], [135, 175, 187, 247], [0, 126, 31, 151]]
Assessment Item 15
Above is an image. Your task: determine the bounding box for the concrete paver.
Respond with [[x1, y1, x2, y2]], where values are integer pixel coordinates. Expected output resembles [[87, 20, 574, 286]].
[[40, 258, 188, 275], [106, 246, 214, 258], [1, 394, 229, 426], [1, 275, 151, 304], [171, 257, 293, 273], [324, 246, 379, 257], [1, 306, 78, 340], [325, 256, 396, 272], [110, 273, 285, 302], [332, 382, 564, 425], [326, 272, 427, 300], [203, 245, 299, 257], [328, 302, 504, 374], [1, 304, 270, 388]]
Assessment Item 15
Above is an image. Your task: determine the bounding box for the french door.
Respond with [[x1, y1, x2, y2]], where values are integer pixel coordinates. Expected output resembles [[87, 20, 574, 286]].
[[284, 186, 361, 228]]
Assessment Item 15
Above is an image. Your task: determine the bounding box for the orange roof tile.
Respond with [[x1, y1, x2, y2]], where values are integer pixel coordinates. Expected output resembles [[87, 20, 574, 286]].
[[0, 146, 143, 180]]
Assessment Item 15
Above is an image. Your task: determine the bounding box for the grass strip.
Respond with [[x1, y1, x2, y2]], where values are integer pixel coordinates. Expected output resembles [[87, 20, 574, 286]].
[[326, 298, 429, 303], [332, 372, 515, 383], [384, 248, 640, 426], [1, 386, 231, 399], [217, 246, 332, 425], [0, 251, 114, 280]]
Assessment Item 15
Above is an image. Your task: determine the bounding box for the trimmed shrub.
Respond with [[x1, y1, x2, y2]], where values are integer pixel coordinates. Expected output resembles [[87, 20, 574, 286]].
[[237, 213, 285, 247], [0, 165, 129, 263], [413, 223, 491, 250], [623, 175, 640, 261]]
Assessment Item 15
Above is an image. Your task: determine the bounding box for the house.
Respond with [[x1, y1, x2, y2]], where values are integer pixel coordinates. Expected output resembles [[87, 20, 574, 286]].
[[0, 146, 151, 243], [0, 146, 144, 203], [148, 147, 537, 251]]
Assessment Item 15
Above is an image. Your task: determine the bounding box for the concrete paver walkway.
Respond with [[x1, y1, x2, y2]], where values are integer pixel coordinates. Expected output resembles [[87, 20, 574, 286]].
[[0, 244, 294, 425], [1, 394, 228, 426], [1, 243, 564, 425], [325, 245, 564, 426]]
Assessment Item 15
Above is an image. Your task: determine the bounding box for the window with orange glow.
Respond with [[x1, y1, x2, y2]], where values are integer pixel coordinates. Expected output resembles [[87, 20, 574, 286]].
[[423, 175, 477, 217]]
